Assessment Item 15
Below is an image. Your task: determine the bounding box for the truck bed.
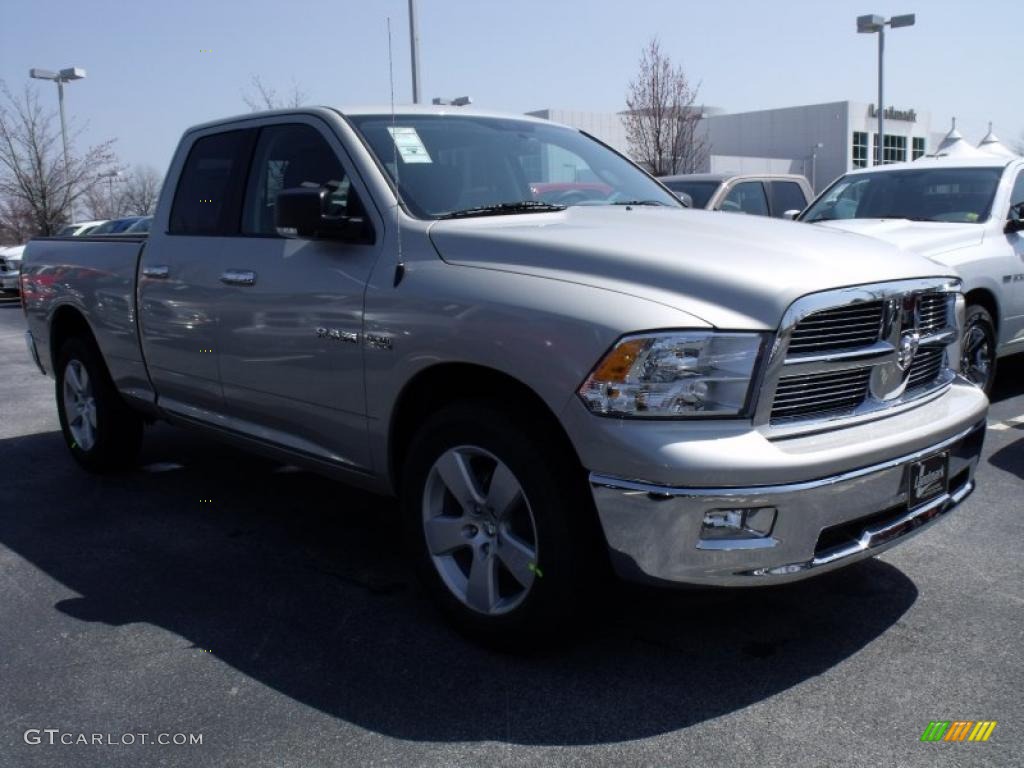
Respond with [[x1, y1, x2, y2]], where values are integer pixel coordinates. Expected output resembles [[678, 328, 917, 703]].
[[22, 235, 151, 400]]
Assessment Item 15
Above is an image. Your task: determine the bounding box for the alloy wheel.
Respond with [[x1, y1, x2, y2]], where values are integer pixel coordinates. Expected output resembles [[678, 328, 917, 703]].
[[62, 359, 97, 451], [422, 445, 539, 616]]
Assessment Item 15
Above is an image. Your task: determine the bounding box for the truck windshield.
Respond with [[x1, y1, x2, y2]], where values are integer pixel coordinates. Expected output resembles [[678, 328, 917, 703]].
[[661, 180, 719, 209], [801, 167, 1003, 224], [346, 113, 680, 219]]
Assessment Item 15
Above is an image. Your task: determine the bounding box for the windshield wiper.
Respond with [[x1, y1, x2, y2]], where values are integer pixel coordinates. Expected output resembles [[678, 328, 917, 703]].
[[806, 215, 837, 222], [438, 201, 566, 219], [610, 199, 669, 206], [899, 216, 944, 222]]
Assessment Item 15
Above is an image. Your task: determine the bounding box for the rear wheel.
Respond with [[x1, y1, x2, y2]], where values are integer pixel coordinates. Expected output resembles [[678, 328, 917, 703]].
[[961, 305, 997, 395], [402, 401, 598, 649], [56, 337, 143, 472]]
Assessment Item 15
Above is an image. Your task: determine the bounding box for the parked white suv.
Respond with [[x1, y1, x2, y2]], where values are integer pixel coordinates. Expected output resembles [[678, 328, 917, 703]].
[[801, 155, 1024, 393]]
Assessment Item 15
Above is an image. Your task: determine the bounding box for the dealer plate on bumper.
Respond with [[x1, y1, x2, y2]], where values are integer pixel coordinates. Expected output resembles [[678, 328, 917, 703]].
[[908, 452, 949, 509]]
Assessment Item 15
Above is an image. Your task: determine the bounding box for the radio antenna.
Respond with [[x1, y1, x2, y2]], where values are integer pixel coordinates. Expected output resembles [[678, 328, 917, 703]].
[[387, 16, 405, 286]]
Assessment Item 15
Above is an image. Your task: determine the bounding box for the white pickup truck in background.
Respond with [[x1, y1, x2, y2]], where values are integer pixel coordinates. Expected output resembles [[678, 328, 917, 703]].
[[801, 154, 1024, 394]]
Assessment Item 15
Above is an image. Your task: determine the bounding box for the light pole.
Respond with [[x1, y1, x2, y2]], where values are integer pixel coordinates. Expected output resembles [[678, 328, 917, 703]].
[[408, 0, 421, 103], [857, 14, 914, 166], [810, 142, 824, 191], [29, 66, 87, 218], [98, 170, 120, 217]]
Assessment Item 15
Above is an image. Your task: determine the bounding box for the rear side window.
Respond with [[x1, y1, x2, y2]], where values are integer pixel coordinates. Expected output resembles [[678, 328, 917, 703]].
[[169, 130, 255, 235], [720, 181, 769, 216], [769, 181, 809, 217]]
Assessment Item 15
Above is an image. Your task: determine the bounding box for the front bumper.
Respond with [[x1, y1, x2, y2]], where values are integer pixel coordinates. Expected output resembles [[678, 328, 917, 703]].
[[590, 395, 987, 586], [0, 270, 19, 291]]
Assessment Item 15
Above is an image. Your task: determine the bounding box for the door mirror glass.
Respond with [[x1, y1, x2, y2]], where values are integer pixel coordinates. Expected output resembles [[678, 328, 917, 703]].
[[275, 185, 370, 242]]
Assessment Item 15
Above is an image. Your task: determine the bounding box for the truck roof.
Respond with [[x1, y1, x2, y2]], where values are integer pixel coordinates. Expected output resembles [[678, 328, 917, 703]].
[[184, 105, 556, 135]]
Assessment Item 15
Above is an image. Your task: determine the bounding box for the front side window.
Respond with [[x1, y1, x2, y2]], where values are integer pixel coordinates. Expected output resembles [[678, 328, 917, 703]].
[[768, 181, 809, 217], [1009, 171, 1024, 214], [346, 114, 680, 218], [802, 167, 1004, 223], [720, 181, 769, 216], [662, 180, 720, 209], [170, 130, 255, 235], [242, 124, 353, 235]]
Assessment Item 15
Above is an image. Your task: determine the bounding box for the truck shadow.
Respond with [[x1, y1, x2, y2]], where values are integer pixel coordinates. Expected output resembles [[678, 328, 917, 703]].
[[0, 426, 917, 746]]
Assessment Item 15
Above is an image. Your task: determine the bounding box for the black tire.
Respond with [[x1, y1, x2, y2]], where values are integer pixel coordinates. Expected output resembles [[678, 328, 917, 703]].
[[401, 400, 600, 650], [961, 305, 997, 396], [55, 336, 143, 472]]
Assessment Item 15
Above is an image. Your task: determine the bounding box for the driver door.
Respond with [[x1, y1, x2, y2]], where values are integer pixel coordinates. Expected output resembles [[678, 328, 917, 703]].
[[213, 119, 383, 471]]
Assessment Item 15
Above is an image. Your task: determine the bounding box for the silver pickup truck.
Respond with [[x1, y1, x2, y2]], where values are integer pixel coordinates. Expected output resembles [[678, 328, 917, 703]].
[[22, 107, 987, 646]]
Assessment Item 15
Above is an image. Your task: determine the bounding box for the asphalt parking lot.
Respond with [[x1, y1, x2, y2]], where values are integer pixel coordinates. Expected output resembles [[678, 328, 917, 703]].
[[0, 294, 1021, 768]]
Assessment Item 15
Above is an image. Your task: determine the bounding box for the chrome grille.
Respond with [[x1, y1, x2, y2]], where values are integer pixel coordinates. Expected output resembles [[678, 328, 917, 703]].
[[906, 346, 945, 390], [917, 293, 949, 334], [771, 367, 872, 421], [788, 301, 884, 354], [761, 281, 959, 431]]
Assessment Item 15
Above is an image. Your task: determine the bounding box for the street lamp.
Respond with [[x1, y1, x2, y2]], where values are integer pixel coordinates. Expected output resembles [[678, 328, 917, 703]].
[[29, 66, 87, 217], [810, 142, 824, 191], [857, 14, 914, 166], [98, 170, 120, 216], [431, 96, 473, 107]]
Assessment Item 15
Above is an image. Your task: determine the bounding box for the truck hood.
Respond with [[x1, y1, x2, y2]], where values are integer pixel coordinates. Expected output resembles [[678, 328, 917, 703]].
[[428, 207, 952, 329], [813, 219, 984, 260]]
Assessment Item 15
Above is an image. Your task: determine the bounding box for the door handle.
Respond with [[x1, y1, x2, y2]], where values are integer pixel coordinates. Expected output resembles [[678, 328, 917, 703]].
[[220, 269, 256, 286], [141, 265, 170, 279]]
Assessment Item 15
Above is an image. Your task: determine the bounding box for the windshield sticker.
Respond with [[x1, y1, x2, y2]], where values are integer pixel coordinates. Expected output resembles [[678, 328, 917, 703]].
[[387, 126, 432, 164]]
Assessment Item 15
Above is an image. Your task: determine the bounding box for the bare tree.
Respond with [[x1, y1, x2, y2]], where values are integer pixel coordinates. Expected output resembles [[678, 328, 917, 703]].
[[0, 80, 117, 236], [242, 75, 308, 112], [624, 39, 709, 176], [81, 177, 124, 220], [121, 165, 163, 215], [0, 196, 35, 245]]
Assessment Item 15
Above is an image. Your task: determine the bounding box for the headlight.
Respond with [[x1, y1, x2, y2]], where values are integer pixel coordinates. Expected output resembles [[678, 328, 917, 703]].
[[578, 331, 766, 418]]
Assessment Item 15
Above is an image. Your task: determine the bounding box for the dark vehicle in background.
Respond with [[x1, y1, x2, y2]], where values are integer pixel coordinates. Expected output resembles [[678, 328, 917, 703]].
[[660, 173, 812, 218], [89, 216, 148, 235], [123, 216, 153, 233]]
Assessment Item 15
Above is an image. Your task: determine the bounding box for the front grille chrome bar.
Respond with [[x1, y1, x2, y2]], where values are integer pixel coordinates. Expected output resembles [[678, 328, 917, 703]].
[[754, 278, 962, 437]]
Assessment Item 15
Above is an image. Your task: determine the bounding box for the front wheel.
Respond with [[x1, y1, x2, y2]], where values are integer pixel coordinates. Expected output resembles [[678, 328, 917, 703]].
[[960, 305, 997, 396], [402, 401, 598, 649], [55, 337, 143, 472]]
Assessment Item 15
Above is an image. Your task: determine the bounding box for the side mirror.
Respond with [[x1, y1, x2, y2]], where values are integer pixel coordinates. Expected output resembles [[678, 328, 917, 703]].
[[784, 209, 802, 220], [1006, 203, 1024, 234], [275, 186, 372, 243], [674, 191, 694, 208]]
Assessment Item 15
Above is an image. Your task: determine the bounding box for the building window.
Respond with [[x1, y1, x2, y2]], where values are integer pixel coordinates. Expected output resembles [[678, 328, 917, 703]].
[[912, 137, 926, 160], [852, 131, 869, 168], [873, 134, 908, 164]]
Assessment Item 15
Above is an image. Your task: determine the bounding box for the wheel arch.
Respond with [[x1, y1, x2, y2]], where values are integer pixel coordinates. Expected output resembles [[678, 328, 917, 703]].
[[387, 362, 583, 491], [49, 303, 97, 371]]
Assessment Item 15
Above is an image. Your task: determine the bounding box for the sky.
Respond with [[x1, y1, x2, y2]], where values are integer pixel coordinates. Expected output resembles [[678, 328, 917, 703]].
[[1, 0, 1020, 174]]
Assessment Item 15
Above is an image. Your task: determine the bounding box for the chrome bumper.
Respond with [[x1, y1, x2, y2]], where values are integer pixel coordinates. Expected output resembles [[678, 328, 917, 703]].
[[591, 419, 985, 586]]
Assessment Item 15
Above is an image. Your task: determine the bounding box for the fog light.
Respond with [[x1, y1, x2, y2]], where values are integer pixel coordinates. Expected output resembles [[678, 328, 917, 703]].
[[701, 507, 777, 540]]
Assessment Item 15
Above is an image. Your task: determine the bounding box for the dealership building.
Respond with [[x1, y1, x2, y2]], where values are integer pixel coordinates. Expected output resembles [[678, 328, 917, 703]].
[[529, 100, 949, 193]]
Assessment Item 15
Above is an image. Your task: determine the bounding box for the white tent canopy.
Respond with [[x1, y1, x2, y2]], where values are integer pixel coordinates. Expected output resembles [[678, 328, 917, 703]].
[[926, 118, 988, 159], [977, 123, 1019, 158]]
